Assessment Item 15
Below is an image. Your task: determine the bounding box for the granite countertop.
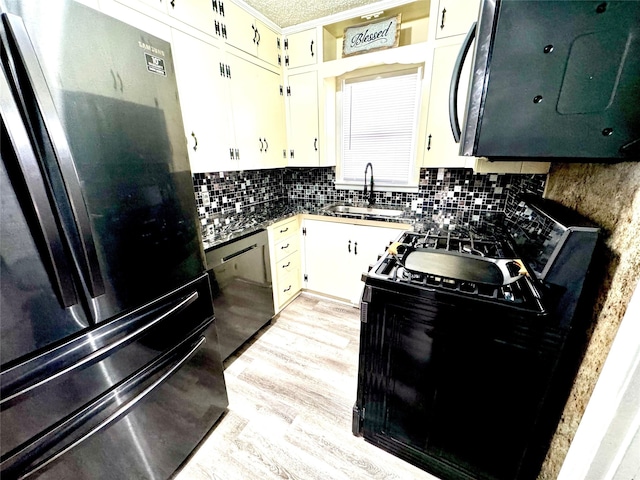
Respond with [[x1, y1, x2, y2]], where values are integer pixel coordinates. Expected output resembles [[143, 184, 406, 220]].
[[202, 201, 417, 250]]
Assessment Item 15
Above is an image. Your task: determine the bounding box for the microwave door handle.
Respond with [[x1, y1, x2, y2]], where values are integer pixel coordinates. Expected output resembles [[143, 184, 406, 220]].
[[3, 13, 105, 297], [449, 21, 477, 143], [0, 69, 79, 308]]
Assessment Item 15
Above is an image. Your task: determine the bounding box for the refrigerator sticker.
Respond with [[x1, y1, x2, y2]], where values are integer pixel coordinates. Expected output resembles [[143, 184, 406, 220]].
[[145, 53, 166, 77]]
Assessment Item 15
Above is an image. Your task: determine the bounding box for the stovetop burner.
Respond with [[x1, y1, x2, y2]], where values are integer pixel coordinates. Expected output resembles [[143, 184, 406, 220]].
[[367, 229, 543, 309], [399, 228, 516, 259]]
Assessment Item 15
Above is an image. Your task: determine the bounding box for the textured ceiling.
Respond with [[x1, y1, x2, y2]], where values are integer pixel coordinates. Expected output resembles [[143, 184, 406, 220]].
[[242, 0, 383, 28]]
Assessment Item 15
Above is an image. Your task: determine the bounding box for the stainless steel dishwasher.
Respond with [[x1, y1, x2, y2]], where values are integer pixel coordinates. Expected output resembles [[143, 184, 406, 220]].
[[205, 229, 274, 361]]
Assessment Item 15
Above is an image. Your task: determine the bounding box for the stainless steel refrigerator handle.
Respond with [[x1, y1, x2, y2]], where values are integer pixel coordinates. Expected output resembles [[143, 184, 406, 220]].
[[449, 22, 477, 143], [3, 13, 105, 298], [0, 65, 79, 308], [0, 290, 199, 406], [3, 336, 206, 479]]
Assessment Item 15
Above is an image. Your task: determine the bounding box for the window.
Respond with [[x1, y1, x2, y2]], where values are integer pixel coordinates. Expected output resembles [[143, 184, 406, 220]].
[[337, 67, 422, 191]]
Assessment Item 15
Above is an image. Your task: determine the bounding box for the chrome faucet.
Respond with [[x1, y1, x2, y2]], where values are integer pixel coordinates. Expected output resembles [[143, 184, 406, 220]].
[[364, 162, 375, 206]]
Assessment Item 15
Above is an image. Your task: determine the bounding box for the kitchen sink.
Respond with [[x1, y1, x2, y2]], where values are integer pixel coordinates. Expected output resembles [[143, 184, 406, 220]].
[[324, 204, 405, 218]]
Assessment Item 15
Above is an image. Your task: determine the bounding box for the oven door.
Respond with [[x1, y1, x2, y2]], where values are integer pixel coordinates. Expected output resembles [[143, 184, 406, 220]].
[[356, 284, 563, 480]]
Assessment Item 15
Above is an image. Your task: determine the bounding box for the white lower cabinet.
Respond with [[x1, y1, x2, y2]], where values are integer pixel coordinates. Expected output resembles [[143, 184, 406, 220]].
[[302, 219, 410, 304], [268, 217, 302, 312]]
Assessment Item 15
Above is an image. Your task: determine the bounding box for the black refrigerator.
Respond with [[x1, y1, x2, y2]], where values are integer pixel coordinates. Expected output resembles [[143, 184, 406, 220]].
[[0, 1, 228, 478]]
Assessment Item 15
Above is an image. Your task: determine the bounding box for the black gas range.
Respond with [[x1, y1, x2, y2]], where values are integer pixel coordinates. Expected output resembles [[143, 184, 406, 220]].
[[365, 228, 546, 312], [354, 197, 600, 480]]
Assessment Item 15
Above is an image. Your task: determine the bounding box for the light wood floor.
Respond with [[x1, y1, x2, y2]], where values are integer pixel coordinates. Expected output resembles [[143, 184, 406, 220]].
[[175, 293, 438, 480]]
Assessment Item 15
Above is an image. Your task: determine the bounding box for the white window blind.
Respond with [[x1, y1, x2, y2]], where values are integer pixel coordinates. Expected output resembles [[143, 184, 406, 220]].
[[341, 69, 421, 186]]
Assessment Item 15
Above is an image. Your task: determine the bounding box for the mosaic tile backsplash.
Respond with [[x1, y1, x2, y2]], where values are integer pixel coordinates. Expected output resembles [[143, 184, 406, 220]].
[[193, 167, 546, 243]]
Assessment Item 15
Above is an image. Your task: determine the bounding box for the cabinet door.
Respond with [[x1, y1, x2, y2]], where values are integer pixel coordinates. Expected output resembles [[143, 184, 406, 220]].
[[349, 224, 406, 303], [303, 220, 354, 300], [423, 42, 475, 168], [113, 0, 167, 14], [434, 0, 480, 40], [286, 29, 317, 68], [287, 71, 319, 167], [223, 0, 258, 57], [255, 21, 281, 67], [171, 30, 234, 173], [167, 0, 216, 35], [226, 52, 262, 169], [260, 68, 287, 168]]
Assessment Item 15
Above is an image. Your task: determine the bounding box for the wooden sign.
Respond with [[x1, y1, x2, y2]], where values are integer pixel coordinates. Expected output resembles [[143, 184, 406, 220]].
[[342, 14, 401, 57]]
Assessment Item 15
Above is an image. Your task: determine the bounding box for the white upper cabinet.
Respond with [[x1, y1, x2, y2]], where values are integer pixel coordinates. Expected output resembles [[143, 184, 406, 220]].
[[423, 41, 475, 169], [112, 0, 216, 35], [166, 0, 216, 35], [171, 29, 235, 173], [224, 51, 286, 170], [286, 71, 319, 167], [223, 0, 281, 67], [284, 28, 318, 69], [434, 0, 481, 40]]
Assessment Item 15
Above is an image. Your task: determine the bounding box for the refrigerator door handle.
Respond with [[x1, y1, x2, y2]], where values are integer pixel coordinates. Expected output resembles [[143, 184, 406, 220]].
[[2, 13, 105, 298], [1, 334, 207, 479], [0, 290, 199, 406], [0, 67, 79, 308]]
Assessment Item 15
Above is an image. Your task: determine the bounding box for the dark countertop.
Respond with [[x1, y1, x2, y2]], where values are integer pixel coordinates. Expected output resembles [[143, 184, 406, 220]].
[[202, 201, 416, 251]]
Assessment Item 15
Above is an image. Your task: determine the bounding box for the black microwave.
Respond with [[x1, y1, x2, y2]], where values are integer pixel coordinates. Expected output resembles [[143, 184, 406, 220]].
[[450, 0, 640, 160]]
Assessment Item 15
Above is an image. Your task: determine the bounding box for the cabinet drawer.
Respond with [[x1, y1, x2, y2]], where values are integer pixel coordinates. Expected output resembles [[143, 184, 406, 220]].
[[276, 254, 300, 284], [275, 233, 300, 262], [272, 218, 298, 244], [277, 264, 301, 307]]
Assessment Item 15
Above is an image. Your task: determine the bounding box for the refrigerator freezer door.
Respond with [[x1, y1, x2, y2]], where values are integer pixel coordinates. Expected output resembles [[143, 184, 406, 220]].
[[2, 0, 204, 321], [0, 274, 228, 479]]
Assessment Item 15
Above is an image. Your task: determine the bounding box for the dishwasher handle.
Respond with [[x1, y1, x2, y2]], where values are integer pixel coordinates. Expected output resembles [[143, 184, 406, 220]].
[[222, 243, 258, 263]]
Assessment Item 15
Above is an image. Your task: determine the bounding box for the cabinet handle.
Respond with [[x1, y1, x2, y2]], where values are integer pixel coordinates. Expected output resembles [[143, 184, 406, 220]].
[[449, 22, 477, 143], [252, 25, 257, 44], [170, 0, 175, 8], [427, 134, 432, 151], [256, 30, 261, 46], [440, 8, 446, 29], [191, 132, 198, 151], [219, 0, 225, 16], [212, 0, 218, 13], [259, 138, 264, 152], [229, 148, 234, 160], [314, 138, 318, 151], [280, 227, 289, 234], [282, 261, 290, 268], [264, 138, 268, 152], [281, 243, 289, 250], [310, 40, 314, 57], [235, 148, 240, 159], [354, 242, 358, 255], [348, 240, 351, 253], [284, 285, 292, 293]]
